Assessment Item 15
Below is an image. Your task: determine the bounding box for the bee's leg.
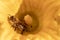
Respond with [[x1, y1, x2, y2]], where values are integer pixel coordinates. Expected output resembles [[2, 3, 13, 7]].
[[12, 24, 17, 31], [21, 29, 25, 34], [14, 27, 17, 31], [25, 29, 30, 32]]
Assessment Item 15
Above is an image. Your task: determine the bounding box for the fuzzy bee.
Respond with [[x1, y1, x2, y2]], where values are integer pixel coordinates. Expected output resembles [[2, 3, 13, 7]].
[[8, 15, 31, 34]]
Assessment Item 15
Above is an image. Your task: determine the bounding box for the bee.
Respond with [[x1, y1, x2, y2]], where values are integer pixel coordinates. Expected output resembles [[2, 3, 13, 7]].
[[8, 15, 31, 34]]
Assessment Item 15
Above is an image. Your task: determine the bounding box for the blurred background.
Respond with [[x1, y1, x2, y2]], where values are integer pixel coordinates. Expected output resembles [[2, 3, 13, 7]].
[[0, 0, 60, 40]]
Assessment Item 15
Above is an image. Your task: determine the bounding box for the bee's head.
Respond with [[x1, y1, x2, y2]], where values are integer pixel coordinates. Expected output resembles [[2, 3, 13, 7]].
[[8, 16, 16, 22], [8, 16, 17, 25]]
